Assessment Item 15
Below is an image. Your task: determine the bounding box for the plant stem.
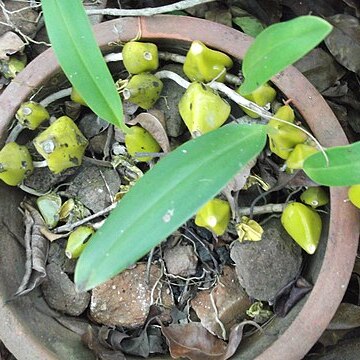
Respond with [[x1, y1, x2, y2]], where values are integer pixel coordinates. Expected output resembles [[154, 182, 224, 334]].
[[105, 51, 242, 85], [154, 70, 271, 118], [40, 88, 72, 107], [238, 203, 287, 217], [85, 0, 216, 16]]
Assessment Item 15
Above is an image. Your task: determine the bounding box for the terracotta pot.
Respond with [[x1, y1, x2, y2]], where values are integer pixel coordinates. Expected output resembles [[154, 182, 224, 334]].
[[0, 16, 358, 360]]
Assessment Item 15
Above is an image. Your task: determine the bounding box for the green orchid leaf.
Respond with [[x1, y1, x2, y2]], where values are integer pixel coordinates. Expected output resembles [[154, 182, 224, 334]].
[[303, 142, 360, 186], [75, 124, 267, 291], [41, 0, 126, 130], [233, 16, 265, 38], [239, 16, 333, 95]]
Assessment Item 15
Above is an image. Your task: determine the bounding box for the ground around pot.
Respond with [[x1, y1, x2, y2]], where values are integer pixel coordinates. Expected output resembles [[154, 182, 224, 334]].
[[0, 1, 359, 360]]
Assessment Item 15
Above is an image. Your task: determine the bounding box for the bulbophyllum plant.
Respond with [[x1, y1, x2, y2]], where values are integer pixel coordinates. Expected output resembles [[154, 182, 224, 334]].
[[0, 0, 358, 294]]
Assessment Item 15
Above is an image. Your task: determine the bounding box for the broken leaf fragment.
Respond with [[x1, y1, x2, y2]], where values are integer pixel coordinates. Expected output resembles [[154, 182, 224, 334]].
[[237, 83, 276, 118], [66, 226, 94, 259], [123, 73, 163, 110], [0, 54, 26, 79], [59, 198, 91, 224], [16, 101, 50, 130], [179, 82, 230, 136], [183, 40, 233, 82], [281, 202, 322, 254], [300, 187, 329, 208], [0, 142, 33, 186], [348, 184, 360, 208], [236, 216, 263, 242], [195, 198, 231, 236], [36, 193, 62, 228], [125, 125, 161, 162], [33, 116, 88, 174], [246, 302, 273, 323], [122, 41, 159, 74]]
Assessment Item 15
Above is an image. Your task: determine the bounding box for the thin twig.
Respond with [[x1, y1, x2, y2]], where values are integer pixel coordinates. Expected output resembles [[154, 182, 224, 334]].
[[85, 0, 216, 16]]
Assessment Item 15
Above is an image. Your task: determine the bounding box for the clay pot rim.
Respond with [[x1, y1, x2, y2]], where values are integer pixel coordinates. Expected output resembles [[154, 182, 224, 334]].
[[0, 15, 359, 360]]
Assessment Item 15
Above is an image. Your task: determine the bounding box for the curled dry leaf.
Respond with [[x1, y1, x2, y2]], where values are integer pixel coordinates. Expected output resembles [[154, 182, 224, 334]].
[[325, 14, 360, 74], [273, 277, 312, 317], [127, 111, 171, 153], [13, 202, 49, 297], [82, 326, 126, 360], [0, 31, 25, 61], [161, 320, 261, 360], [222, 158, 256, 218]]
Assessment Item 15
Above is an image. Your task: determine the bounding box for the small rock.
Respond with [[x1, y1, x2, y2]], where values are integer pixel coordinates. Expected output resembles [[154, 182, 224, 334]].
[[90, 263, 173, 328], [154, 64, 187, 137], [89, 132, 109, 155], [191, 266, 251, 339], [164, 244, 198, 277], [230, 218, 302, 302], [78, 113, 109, 139], [24, 166, 78, 193], [66, 164, 121, 213], [48, 240, 76, 274], [42, 263, 90, 316]]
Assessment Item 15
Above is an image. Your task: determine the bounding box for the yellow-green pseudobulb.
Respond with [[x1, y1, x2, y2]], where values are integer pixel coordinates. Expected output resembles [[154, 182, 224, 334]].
[[0, 142, 33, 186], [195, 198, 231, 236], [348, 185, 360, 209], [16, 101, 50, 130], [124, 73, 163, 110], [125, 125, 161, 162], [33, 116, 88, 174], [122, 42, 159, 74], [300, 187, 329, 209], [267, 105, 307, 159], [66, 226, 95, 259], [237, 83, 276, 118], [286, 143, 318, 170], [183, 40, 233, 83], [281, 202, 322, 254], [179, 82, 230, 136]]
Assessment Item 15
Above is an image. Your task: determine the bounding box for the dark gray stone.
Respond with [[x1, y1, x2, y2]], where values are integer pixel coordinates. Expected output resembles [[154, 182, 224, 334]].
[[230, 218, 302, 302], [42, 263, 90, 316], [66, 164, 121, 213]]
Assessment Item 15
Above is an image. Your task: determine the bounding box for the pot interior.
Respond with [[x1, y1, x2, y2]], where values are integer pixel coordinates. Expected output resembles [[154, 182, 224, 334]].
[[0, 16, 358, 360]]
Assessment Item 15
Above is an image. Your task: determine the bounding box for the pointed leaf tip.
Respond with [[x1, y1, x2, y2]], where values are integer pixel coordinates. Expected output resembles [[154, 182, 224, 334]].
[[240, 16, 333, 95]]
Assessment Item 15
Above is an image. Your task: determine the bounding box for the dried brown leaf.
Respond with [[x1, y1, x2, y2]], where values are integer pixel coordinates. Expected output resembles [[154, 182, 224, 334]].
[[13, 202, 49, 297], [161, 321, 260, 360], [128, 112, 170, 153], [0, 31, 25, 61], [82, 326, 126, 360], [342, 0, 360, 17], [273, 277, 312, 317], [161, 322, 227, 360], [327, 303, 360, 330], [294, 48, 345, 92], [325, 14, 360, 74]]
